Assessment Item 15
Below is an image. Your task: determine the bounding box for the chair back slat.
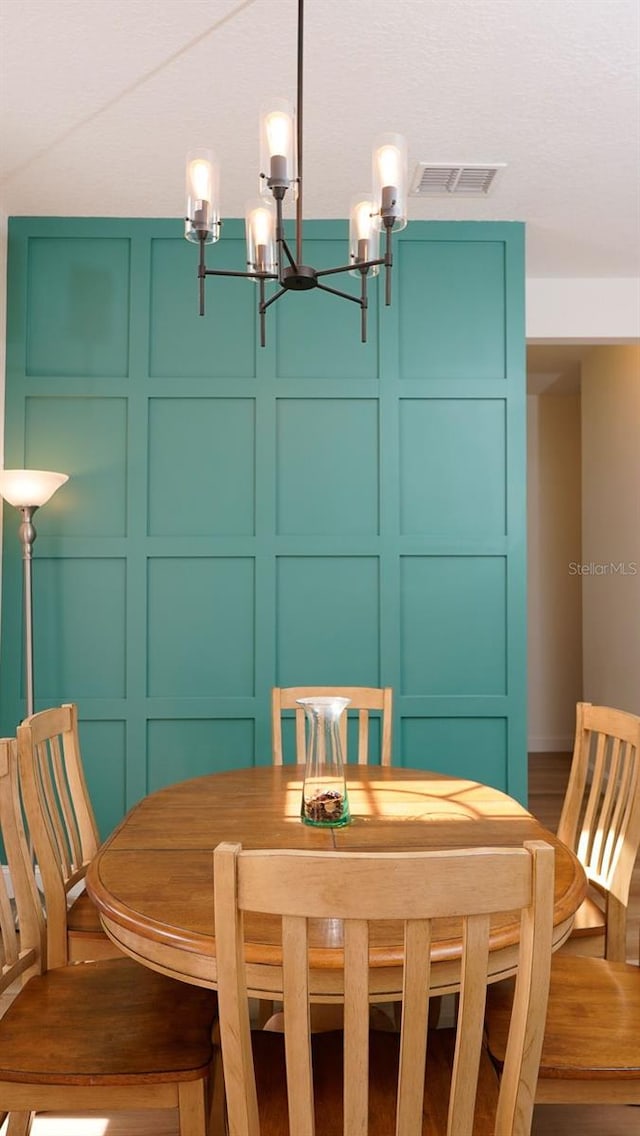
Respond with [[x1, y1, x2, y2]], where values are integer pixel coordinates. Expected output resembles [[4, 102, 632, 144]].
[[591, 735, 621, 878], [282, 915, 314, 1136], [0, 739, 43, 993], [447, 914, 491, 1135], [601, 746, 635, 888], [357, 710, 369, 766], [17, 704, 101, 968], [272, 687, 393, 767], [214, 840, 554, 1136], [0, 877, 17, 974], [214, 844, 260, 1136], [558, 702, 640, 959], [36, 737, 73, 879], [396, 920, 431, 1135], [0, 747, 19, 973], [494, 856, 555, 1130], [343, 918, 370, 1135], [49, 732, 84, 870]]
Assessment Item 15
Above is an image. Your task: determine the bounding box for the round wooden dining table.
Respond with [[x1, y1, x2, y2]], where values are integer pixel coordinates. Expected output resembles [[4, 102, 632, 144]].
[[87, 764, 587, 1001]]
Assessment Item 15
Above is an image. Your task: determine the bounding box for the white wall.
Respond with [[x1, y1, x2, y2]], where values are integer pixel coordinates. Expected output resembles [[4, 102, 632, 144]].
[[0, 210, 6, 648], [527, 392, 583, 750], [527, 277, 640, 341], [581, 345, 640, 714], [0, 211, 6, 460]]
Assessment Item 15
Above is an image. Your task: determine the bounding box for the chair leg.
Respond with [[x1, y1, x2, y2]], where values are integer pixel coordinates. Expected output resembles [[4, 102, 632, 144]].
[[178, 1078, 208, 1136], [7, 1113, 35, 1136], [209, 1045, 227, 1136]]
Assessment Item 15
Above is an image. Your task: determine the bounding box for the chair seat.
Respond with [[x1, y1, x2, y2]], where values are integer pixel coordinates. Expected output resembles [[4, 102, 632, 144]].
[[485, 955, 640, 1080], [66, 889, 124, 962], [0, 957, 217, 1085], [251, 1027, 500, 1135], [66, 889, 104, 934], [566, 892, 605, 937]]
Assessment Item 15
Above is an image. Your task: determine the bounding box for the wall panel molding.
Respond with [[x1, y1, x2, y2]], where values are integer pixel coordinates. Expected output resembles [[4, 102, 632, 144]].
[[1, 217, 526, 834]]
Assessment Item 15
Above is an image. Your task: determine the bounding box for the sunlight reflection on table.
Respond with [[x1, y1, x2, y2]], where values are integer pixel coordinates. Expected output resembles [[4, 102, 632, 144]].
[[284, 776, 530, 822]]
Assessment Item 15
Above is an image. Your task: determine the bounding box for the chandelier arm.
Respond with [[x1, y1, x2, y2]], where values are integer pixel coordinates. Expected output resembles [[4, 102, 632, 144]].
[[259, 277, 267, 347], [296, 0, 304, 265], [198, 234, 207, 315], [360, 272, 368, 344], [384, 226, 393, 306], [279, 235, 298, 272], [204, 268, 278, 280], [316, 281, 365, 306], [315, 256, 385, 279], [274, 196, 300, 278], [260, 285, 288, 312], [274, 195, 285, 283]]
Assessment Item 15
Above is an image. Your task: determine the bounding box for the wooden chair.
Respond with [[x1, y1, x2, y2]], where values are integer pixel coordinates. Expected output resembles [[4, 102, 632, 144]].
[[0, 737, 218, 1136], [555, 701, 640, 962], [17, 703, 123, 967], [271, 686, 393, 766], [213, 838, 554, 1135], [484, 953, 640, 1103]]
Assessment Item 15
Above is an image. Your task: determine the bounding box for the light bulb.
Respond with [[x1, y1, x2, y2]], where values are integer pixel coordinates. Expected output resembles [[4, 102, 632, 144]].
[[371, 134, 408, 233], [185, 149, 220, 244], [377, 144, 402, 189], [265, 111, 292, 159], [188, 159, 211, 202], [353, 200, 373, 241], [259, 100, 295, 196], [249, 206, 272, 246], [349, 195, 380, 277], [245, 199, 277, 276]]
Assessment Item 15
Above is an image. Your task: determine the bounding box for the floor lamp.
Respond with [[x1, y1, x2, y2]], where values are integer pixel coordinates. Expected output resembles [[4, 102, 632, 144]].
[[0, 469, 69, 718]]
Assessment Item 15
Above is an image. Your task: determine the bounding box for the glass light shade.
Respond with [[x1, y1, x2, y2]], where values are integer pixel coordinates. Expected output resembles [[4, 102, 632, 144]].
[[0, 469, 68, 508], [349, 195, 380, 277], [259, 99, 296, 195], [185, 148, 220, 244], [372, 133, 408, 232], [245, 200, 277, 276]]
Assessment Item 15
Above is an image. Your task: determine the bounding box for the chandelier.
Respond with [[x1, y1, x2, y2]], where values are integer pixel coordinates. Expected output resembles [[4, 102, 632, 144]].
[[184, 0, 408, 347]]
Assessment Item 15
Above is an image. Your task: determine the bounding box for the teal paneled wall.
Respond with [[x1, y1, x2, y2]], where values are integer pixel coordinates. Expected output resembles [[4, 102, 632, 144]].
[[1, 217, 526, 836]]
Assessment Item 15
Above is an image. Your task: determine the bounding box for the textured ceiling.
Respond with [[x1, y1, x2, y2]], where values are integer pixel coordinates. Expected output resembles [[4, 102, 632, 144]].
[[0, 0, 639, 278]]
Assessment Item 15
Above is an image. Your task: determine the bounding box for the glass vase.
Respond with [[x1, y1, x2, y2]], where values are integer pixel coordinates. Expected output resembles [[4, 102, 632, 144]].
[[298, 696, 351, 827]]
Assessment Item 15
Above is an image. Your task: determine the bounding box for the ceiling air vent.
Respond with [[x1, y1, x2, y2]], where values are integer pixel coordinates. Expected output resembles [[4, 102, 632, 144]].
[[410, 163, 505, 196]]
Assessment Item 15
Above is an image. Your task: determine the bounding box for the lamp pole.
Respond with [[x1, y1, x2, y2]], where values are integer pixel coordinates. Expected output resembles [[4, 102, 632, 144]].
[[0, 469, 69, 719], [17, 505, 38, 717]]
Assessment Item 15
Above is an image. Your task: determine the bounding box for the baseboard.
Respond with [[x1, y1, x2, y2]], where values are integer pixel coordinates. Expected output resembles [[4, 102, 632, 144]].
[[2, 863, 12, 898], [2, 862, 45, 897], [528, 736, 573, 753]]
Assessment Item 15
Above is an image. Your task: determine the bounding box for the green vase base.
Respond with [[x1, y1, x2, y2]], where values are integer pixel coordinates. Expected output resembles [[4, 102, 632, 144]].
[[301, 810, 351, 828]]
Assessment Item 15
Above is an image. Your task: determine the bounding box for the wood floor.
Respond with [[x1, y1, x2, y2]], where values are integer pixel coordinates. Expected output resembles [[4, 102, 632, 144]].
[[2, 1105, 639, 1136], [2, 751, 638, 1136]]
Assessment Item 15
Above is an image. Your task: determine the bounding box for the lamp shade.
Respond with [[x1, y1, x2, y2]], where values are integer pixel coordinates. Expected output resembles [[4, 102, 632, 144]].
[[259, 99, 296, 195], [372, 132, 408, 232], [185, 148, 220, 244], [0, 469, 69, 508], [245, 199, 277, 276], [349, 195, 380, 277]]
